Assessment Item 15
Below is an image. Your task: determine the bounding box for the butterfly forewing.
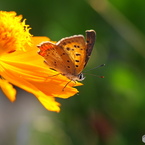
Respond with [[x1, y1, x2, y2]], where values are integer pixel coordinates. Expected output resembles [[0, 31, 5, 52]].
[[38, 42, 74, 75], [57, 36, 86, 75]]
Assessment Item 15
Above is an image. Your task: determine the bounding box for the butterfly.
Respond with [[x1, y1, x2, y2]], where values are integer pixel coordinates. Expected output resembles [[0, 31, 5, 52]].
[[37, 30, 96, 82]]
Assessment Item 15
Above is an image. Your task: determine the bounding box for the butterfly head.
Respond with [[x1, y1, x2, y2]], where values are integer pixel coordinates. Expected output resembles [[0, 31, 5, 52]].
[[76, 73, 85, 81], [63, 73, 85, 82]]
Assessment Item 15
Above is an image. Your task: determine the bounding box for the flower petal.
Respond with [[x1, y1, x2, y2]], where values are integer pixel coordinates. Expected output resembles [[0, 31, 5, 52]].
[[37, 95, 61, 112], [0, 79, 16, 102]]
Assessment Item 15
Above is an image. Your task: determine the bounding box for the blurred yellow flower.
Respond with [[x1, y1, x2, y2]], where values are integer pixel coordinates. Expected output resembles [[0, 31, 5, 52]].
[[0, 11, 82, 112]]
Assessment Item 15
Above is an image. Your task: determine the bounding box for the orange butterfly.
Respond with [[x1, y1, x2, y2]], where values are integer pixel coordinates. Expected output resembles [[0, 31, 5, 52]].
[[37, 30, 96, 82]]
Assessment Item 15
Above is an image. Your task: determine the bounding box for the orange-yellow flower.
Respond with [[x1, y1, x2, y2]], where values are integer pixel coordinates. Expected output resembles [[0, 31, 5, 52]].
[[0, 11, 82, 112]]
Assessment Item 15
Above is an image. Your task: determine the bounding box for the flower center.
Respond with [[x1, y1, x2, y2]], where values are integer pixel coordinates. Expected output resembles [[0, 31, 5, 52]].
[[0, 11, 32, 55]]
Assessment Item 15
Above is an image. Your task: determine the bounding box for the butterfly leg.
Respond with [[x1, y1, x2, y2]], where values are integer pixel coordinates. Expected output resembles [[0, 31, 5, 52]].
[[44, 73, 62, 82], [62, 80, 72, 91], [62, 80, 76, 91]]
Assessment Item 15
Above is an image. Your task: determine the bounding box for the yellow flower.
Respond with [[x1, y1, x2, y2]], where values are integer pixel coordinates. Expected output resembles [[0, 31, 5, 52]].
[[0, 11, 82, 112]]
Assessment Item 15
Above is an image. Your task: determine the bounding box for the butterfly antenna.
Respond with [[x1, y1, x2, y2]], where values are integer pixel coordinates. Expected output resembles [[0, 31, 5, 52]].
[[83, 72, 104, 78], [84, 64, 105, 72]]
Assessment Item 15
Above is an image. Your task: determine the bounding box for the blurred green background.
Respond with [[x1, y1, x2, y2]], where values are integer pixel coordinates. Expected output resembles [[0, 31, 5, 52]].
[[1, 0, 145, 145]]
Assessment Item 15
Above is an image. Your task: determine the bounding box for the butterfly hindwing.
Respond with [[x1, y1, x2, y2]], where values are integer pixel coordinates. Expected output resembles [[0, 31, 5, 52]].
[[84, 30, 96, 67]]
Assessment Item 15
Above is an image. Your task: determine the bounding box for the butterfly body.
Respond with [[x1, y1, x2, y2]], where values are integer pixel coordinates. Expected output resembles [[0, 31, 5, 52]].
[[38, 30, 96, 82]]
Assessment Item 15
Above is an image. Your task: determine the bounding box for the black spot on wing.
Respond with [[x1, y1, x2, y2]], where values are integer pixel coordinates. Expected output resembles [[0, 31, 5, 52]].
[[74, 45, 80, 48], [76, 53, 81, 56], [66, 47, 70, 51]]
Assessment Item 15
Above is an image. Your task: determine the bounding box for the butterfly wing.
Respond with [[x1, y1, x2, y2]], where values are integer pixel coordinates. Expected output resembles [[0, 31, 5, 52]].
[[38, 41, 75, 75], [84, 30, 96, 67], [56, 35, 86, 75]]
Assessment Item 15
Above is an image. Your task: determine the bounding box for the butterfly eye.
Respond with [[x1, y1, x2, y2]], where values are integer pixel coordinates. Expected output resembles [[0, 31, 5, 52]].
[[78, 73, 85, 81]]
